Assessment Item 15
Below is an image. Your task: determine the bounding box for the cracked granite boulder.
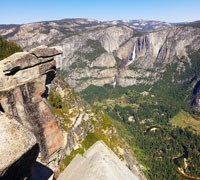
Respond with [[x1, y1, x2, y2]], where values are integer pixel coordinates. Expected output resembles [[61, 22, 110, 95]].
[[0, 112, 39, 180], [0, 45, 64, 161]]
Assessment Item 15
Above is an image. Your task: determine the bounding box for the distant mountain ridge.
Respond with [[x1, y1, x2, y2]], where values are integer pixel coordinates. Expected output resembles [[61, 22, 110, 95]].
[[104, 19, 172, 31], [0, 18, 172, 37], [0, 18, 199, 92], [1, 18, 199, 33]]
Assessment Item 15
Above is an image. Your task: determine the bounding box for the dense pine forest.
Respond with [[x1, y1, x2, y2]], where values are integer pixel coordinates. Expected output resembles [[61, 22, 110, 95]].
[[0, 36, 22, 60]]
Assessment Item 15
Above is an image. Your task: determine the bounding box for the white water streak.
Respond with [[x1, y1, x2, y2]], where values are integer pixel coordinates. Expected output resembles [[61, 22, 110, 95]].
[[126, 44, 136, 66]]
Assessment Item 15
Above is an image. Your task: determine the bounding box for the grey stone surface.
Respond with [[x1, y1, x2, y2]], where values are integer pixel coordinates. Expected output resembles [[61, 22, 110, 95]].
[[30, 45, 62, 58], [58, 141, 139, 180], [0, 112, 39, 179]]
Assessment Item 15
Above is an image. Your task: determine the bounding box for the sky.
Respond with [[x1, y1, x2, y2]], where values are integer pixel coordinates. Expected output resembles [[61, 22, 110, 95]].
[[1, 0, 200, 24]]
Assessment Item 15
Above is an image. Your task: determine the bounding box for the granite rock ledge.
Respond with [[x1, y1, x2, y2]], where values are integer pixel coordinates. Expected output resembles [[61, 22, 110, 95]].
[[0, 45, 64, 162]]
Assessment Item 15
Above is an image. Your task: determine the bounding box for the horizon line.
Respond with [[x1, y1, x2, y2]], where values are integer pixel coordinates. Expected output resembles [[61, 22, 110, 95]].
[[0, 17, 199, 25]]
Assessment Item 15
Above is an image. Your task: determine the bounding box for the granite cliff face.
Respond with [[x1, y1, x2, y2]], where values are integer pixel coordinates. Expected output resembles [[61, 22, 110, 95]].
[[0, 20, 200, 98], [116, 26, 200, 86], [117, 26, 200, 66], [0, 45, 64, 161], [1, 20, 200, 104], [56, 25, 134, 91], [57, 25, 200, 91]]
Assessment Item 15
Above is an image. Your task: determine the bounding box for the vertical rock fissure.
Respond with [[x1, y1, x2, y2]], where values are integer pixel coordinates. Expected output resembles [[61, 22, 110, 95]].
[[20, 82, 49, 158], [6, 90, 21, 122]]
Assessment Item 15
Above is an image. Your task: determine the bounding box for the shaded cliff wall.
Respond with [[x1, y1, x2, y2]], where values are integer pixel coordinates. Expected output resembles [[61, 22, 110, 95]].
[[191, 79, 200, 112]]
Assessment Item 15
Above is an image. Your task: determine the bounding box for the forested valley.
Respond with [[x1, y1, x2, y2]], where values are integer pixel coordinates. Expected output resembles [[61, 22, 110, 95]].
[[81, 53, 200, 179]]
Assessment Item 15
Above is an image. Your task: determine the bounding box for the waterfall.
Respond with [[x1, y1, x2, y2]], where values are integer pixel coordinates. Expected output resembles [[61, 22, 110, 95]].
[[112, 72, 120, 88], [112, 75, 117, 88], [126, 44, 136, 66], [131, 44, 136, 61]]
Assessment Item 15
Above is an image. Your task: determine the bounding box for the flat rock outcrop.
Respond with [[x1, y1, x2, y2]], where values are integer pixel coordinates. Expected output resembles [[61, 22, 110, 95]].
[[0, 45, 64, 161], [0, 112, 39, 180], [58, 141, 139, 180]]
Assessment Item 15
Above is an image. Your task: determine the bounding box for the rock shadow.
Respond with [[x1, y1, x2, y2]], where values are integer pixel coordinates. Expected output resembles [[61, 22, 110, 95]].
[[29, 161, 53, 180]]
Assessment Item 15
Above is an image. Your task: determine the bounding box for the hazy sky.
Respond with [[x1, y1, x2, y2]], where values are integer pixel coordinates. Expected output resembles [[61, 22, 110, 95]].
[[1, 0, 200, 24]]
